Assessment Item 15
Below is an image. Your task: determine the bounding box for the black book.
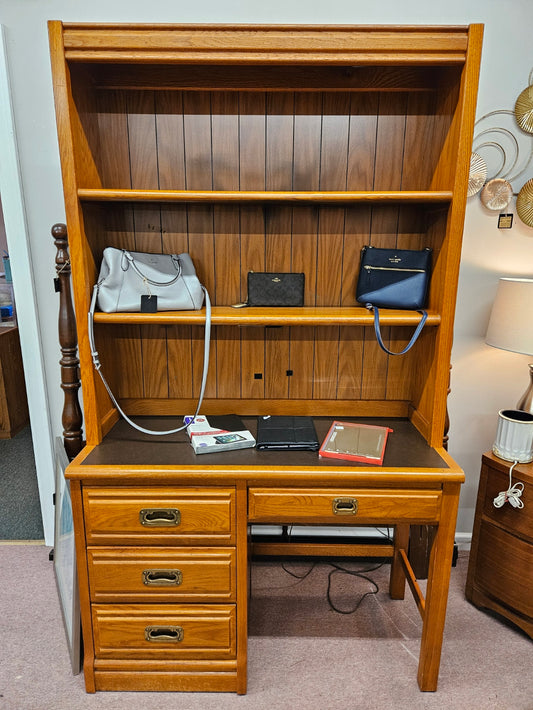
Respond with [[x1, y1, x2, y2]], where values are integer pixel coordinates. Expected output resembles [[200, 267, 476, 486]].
[[256, 415, 319, 451]]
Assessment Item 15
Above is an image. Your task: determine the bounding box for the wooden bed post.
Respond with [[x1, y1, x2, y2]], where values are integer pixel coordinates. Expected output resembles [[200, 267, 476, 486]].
[[52, 222, 84, 459]]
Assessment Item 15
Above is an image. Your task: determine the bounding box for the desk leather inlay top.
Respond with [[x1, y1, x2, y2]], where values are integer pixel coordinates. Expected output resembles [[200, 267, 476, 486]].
[[82, 417, 448, 470]]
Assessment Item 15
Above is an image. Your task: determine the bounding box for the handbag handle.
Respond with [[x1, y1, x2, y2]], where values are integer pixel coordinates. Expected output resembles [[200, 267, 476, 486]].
[[370, 306, 427, 356], [123, 250, 183, 287], [88, 285, 211, 435]]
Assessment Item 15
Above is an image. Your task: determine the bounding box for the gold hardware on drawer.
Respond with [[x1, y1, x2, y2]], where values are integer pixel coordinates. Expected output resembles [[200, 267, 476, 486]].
[[332, 497, 358, 515], [144, 626, 184, 643], [139, 508, 181, 526], [142, 569, 183, 586]]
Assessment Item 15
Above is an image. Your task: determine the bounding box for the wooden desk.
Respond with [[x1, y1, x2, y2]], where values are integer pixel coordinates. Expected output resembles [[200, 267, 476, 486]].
[[0, 325, 29, 438], [66, 417, 463, 694]]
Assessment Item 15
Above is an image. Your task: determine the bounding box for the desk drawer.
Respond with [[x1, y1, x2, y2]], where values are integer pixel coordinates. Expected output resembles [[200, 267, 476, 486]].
[[88, 547, 236, 603], [475, 520, 533, 619], [92, 604, 236, 660], [248, 487, 441, 524], [83, 487, 235, 545]]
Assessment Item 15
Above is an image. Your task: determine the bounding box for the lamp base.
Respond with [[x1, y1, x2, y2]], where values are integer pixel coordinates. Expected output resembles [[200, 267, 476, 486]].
[[493, 409, 533, 464], [517, 363, 533, 415]]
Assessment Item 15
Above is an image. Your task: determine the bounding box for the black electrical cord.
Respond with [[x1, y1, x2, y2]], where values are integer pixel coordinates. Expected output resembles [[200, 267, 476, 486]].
[[326, 561, 383, 615], [278, 526, 390, 613]]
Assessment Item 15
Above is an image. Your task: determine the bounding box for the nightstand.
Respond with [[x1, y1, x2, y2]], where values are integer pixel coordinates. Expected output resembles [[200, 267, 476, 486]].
[[466, 452, 533, 638]]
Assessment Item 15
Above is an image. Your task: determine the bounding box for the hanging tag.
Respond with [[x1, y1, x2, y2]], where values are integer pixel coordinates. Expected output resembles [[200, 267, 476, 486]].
[[54, 277, 61, 293], [141, 295, 157, 313]]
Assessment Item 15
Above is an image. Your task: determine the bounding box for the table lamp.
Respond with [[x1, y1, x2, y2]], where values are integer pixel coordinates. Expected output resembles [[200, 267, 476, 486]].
[[485, 277, 533, 414]]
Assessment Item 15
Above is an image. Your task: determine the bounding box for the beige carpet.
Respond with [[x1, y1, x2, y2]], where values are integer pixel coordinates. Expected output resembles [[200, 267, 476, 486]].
[[0, 545, 531, 710]]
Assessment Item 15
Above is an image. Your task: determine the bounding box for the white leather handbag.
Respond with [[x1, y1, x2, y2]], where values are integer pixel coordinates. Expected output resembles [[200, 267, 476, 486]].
[[88, 248, 211, 436], [96, 248, 205, 313]]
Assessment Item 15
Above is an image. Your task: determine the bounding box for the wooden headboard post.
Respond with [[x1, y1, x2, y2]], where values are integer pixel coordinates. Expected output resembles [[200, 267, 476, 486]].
[[52, 222, 84, 459]]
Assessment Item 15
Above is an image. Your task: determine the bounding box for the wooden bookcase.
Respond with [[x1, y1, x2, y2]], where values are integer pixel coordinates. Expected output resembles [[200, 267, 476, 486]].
[[49, 22, 482, 447], [49, 23, 482, 694]]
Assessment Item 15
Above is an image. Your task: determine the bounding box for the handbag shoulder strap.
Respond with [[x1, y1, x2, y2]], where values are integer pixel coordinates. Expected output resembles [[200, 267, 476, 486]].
[[88, 285, 211, 436], [371, 306, 427, 356]]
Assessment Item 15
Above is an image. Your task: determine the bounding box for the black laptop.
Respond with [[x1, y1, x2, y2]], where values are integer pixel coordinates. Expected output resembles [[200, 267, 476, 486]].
[[256, 416, 320, 451]]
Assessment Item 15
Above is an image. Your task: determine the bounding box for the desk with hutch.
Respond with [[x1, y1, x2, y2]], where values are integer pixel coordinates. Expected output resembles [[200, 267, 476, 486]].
[[48, 21, 483, 693]]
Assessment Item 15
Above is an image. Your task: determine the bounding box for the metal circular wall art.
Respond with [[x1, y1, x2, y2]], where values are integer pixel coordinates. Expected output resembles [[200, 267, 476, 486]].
[[516, 178, 533, 227], [468, 152, 487, 196], [468, 69, 533, 227], [480, 178, 514, 210], [515, 85, 533, 134]]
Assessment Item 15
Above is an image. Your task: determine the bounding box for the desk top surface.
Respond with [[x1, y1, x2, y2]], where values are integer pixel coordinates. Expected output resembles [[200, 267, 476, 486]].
[[75, 418, 458, 480]]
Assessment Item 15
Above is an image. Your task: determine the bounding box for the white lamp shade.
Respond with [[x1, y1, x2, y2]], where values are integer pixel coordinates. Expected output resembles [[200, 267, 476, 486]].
[[486, 278, 533, 355]]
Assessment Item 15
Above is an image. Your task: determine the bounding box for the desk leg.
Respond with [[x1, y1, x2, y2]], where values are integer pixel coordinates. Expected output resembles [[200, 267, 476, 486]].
[[390, 524, 409, 599], [236, 482, 248, 695], [417, 482, 461, 691]]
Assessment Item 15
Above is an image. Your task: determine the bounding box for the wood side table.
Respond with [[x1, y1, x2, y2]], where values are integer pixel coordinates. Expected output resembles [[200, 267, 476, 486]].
[[0, 325, 29, 438], [465, 451, 533, 638]]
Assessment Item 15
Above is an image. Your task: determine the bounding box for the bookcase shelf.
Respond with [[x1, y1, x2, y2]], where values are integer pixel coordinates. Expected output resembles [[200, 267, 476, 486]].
[[93, 306, 442, 327], [78, 189, 454, 204]]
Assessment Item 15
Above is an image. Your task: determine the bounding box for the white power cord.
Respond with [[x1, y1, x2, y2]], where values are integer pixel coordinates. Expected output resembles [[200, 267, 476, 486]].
[[493, 461, 525, 509]]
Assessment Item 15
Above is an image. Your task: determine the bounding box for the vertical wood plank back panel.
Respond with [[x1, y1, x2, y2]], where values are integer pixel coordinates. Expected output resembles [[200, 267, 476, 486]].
[[402, 93, 438, 191], [167, 325, 194, 399], [183, 91, 213, 190], [266, 93, 294, 191], [239, 92, 266, 191], [316, 208, 344, 306], [265, 328, 290, 399], [320, 93, 350, 191], [212, 92, 240, 190], [337, 326, 364, 400], [288, 327, 315, 399], [241, 330, 265, 399], [291, 206, 318, 306], [265, 206, 292, 272], [313, 326, 340, 400], [78, 77, 463, 413], [374, 92, 408, 191], [215, 326, 242, 399], [293, 93, 321, 191], [127, 91, 158, 189], [342, 206, 371, 306], [214, 206, 241, 305], [156, 91, 186, 191], [347, 93, 378, 191], [240, 206, 266, 299], [96, 91, 131, 188]]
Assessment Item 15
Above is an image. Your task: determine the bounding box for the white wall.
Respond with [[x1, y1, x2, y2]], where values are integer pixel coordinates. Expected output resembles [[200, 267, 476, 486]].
[[0, 0, 532, 543]]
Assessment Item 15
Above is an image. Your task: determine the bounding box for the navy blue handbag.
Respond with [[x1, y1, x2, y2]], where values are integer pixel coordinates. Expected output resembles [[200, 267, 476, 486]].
[[356, 246, 432, 355]]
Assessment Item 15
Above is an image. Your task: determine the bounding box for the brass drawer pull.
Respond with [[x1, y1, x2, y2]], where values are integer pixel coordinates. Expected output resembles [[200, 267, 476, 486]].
[[142, 569, 183, 586], [144, 626, 184, 643], [139, 508, 181, 526], [332, 497, 358, 515]]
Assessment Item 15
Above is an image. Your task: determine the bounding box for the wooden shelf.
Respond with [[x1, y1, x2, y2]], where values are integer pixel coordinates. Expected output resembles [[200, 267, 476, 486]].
[[93, 306, 441, 327], [78, 188, 453, 204]]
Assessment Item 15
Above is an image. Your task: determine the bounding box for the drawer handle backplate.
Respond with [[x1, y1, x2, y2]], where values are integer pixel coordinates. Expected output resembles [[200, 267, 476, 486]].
[[139, 508, 181, 526], [332, 497, 358, 515], [142, 569, 183, 586], [144, 626, 184, 643]]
